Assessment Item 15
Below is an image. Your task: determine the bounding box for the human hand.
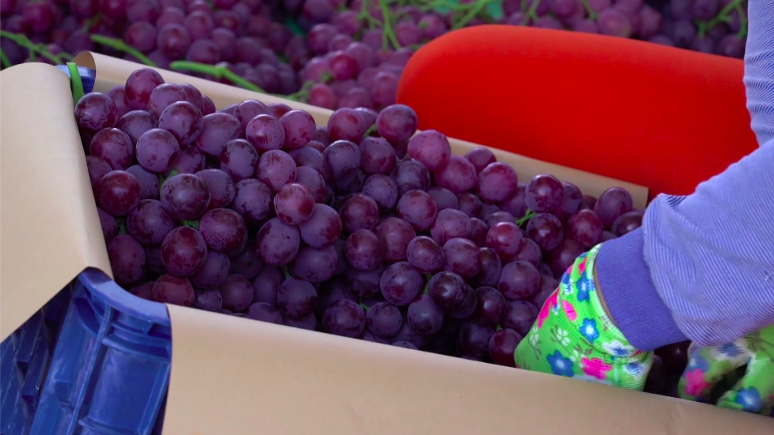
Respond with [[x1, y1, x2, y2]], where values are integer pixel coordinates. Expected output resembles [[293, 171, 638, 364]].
[[514, 244, 654, 390], [678, 325, 774, 416]]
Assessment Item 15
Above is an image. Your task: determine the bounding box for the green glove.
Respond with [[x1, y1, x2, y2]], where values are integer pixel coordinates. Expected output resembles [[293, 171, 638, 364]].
[[678, 325, 774, 416], [514, 244, 654, 390]]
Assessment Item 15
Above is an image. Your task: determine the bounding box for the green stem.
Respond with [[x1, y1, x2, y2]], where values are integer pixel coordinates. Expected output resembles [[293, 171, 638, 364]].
[[0, 30, 63, 65], [704, 0, 746, 31], [0, 50, 10, 68], [377, 0, 401, 49], [452, 0, 495, 29], [90, 34, 157, 67], [169, 61, 266, 93], [696, 20, 708, 39], [521, 0, 542, 24], [736, 3, 748, 38], [67, 62, 85, 104], [182, 220, 200, 229], [515, 209, 537, 227], [578, 0, 597, 20]]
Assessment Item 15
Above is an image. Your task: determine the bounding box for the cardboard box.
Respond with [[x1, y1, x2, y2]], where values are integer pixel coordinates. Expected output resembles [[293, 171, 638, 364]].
[[0, 53, 770, 435]]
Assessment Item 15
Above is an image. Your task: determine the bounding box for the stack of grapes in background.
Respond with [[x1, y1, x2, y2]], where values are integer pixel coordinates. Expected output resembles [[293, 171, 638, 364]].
[[75, 66, 691, 400], [0, 0, 748, 113]]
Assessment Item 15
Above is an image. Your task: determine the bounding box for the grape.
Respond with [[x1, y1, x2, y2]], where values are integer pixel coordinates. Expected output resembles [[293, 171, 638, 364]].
[[392, 341, 418, 350], [323, 299, 365, 337], [147, 83, 186, 119], [485, 211, 516, 228], [359, 137, 397, 175], [525, 174, 563, 213], [219, 274, 254, 312], [498, 261, 540, 301], [160, 173, 211, 220], [458, 193, 483, 218], [158, 101, 203, 146], [131, 282, 155, 300], [427, 187, 458, 211], [127, 166, 159, 199], [459, 321, 495, 359], [449, 283, 478, 319], [98, 207, 118, 243], [396, 189, 438, 232], [74, 92, 118, 132], [547, 239, 585, 278], [391, 158, 430, 196], [346, 266, 382, 297], [594, 187, 634, 228], [97, 170, 141, 217], [501, 300, 538, 336], [344, 229, 383, 271], [179, 84, 203, 111], [127, 199, 176, 246], [406, 130, 451, 171], [479, 203, 502, 220], [152, 274, 195, 306], [434, 155, 477, 194], [612, 210, 643, 236], [256, 217, 301, 267], [274, 183, 315, 225], [602, 230, 617, 242], [295, 166, 328, 203], [655, 341, 690, 374], [566, 209, 604, 249], [361, 173, 399, 211], [339, 193, 379, 232], [485, 222, 523, 260], [284, 313, 318, 331], [160, 226, 207, 276], [407, 295, 443, 335], [86, 157, 113, 194], [323, 140, 361, 181], [489, 329, 522, 367], [277, 110, 316, 150], [442, 238, 481, 278], [216, 140, 257, 182], [107, 235, 146, 286], [511, 238, 540, 268], [255, 149, 298, 193], [246, 302, 283, 324], [90, 128, 134, 170], [233, 100, 269, 130], [116, 110, 157, 147], [194, 289, 223, 312], [464, 147, 496, 173], [406, 236, 444, 273], [580, 195, 597, 210], [426, 271, 466, 311], [526, 213, 564, 252], [277, 277, 318, 319], [597, 9, 633, 38], [468, 218, 488, 247], [125, 68, 165, 110], [195, 112, 241, 157], [253, 266, 282, 306], [157, 23, 192, 58], [292, 244, 338, 282], [366, 302, 402, 338], [472, 286, 505, 327], [375, 217, 416, 262], [644, 355, 669, 394], [477, 162, 519, 203], [190, 251, 231, 289], [298, 203, 343, 248], [245, 114, 285, 152], [380, 261, 422, 306], [231, 179, 273, 226], [327, 108, 368, 143], [199, 208, 247, 255], [551, 182, 583, 221], [473, 247, 502, 287], [135, 128, 180, 173]]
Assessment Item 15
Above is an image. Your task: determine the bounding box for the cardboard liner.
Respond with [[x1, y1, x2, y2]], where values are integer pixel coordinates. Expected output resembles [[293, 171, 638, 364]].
[[2, 59, 769, 434]]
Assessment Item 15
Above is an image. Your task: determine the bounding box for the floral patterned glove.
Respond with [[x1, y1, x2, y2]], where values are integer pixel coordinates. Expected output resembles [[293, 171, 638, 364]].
[[514, 244, 654, 390], [679, 325, 774, 416]]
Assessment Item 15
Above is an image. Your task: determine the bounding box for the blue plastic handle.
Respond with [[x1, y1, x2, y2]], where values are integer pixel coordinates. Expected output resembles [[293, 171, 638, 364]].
[[55, 64, 97, 94]]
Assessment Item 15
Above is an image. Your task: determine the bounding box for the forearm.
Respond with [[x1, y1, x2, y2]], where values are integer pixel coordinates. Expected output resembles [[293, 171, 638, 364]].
[[745, 0, 774, 145]]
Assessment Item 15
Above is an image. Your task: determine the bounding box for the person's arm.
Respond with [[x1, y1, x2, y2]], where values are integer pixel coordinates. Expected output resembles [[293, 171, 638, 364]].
[[594, 0, 774, 350]]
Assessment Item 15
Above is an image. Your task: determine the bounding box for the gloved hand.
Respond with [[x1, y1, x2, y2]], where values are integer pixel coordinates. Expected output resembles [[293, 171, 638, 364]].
[[678, 325, 774, 416], [514, 244, 654, 389]]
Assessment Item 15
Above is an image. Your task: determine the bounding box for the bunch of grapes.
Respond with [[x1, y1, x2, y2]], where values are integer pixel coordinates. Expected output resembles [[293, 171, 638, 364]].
[[74, 67, 693, 398]]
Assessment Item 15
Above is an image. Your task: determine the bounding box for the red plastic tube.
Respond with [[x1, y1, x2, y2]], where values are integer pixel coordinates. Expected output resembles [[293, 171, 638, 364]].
[[397, 25, 758, 199]]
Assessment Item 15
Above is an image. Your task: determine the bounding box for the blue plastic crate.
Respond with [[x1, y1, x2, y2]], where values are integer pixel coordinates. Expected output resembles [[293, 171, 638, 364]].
[[1, 270, 173, 435], [0, 65, 172, 435]]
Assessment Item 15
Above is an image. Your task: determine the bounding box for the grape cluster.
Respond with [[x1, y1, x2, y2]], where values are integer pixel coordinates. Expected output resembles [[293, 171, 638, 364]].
[[1, 0, 747, 117], [74, 67, 692, 398]]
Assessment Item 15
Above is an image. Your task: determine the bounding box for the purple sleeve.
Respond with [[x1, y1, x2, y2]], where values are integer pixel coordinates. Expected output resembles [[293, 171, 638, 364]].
[[594, 0, 774, 350]]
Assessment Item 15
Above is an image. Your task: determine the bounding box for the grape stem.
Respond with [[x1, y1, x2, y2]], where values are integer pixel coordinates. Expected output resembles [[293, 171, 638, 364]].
[[515, 209, 537, 227], [0, 50, 10, 69], [520, 0, 542, 25], [90, 34, 157, 67], [359, 299, 370, 311], [452, 0, 498, 30], [182, 220, 200, 229], [376, 0, 402, 50], [169, 61, 267, 94], [359, 0, 385, 30], [285, 81, 314, 102], [700, 0, 748, 37], [736, 3, 748, 38], [0, 30, 66, 65], [578, 0, 598, 21], [67, 62, 86, 104]]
